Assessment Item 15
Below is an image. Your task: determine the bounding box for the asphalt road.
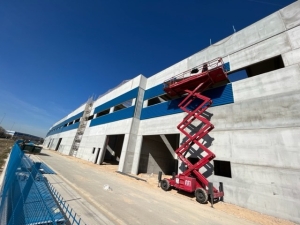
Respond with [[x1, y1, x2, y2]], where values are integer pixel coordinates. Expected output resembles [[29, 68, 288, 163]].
[[35, 149, 259, 225]]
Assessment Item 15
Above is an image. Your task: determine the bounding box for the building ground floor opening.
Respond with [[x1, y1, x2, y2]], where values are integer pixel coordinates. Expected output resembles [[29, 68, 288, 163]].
[[101, 134, 125, 165], [138, 134, 179, 175]]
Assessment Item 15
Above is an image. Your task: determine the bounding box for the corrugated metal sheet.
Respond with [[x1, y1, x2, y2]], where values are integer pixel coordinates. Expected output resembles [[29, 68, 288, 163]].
[[143, 84, 165, 100], [224, 62, 230, 72], [141, 83, 234, 120]]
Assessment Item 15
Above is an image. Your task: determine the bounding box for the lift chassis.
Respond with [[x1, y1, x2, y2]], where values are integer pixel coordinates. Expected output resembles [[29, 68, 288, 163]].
[[160, 57, 228, 203]]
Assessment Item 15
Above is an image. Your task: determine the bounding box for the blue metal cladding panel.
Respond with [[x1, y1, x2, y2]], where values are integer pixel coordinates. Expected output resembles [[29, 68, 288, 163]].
[[94, 88, 139, 113], [143, 84, 165, 100], [47, 123, 79, 136], [90, 106, 135, 127], [46, 112, 83, 136], [140, 83, 234, 120], [223, 62, 230, 72], [61, 122, 80, 133]]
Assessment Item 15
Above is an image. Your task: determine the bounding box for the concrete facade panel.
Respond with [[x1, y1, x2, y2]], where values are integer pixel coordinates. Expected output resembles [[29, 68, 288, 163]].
[[287, 25, 300, 49], [211, 127, 300, 169], [232, 65, 300, 102], [138, 114, 183, 135], [210, 163, 300, 223], [186, 50, 208, 72], [230, 33, 291, 71], [282, 48, 300, 66], [216, 13, 284, 57], [211, 90, 300, 131], [146, 59, 188, 89], [279, 1, 300, 30], [76, 134, 107, 162]]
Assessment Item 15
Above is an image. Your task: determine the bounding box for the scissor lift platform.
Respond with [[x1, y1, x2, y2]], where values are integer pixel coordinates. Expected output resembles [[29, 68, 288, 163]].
[[160, 57, 228, 203]]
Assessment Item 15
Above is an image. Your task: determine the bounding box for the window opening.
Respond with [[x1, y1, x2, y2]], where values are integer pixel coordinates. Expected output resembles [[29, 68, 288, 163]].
[[96, 109, 110, 118], [214, 160, 232, 178], [113, 98, 134, 112], [147, 94, 178, 107], [246, 55, 284, 77], [87, 115, 94, 120]]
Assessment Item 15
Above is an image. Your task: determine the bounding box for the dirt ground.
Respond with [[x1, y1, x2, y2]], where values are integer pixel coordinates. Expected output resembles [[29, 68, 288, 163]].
[[52, 152, 297, 225], [0, 138, 14, 174]]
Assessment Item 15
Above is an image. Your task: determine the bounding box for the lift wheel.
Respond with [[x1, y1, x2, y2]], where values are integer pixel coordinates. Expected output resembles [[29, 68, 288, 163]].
[[195, 188, 208, 203], [160, 179, 170, 191]]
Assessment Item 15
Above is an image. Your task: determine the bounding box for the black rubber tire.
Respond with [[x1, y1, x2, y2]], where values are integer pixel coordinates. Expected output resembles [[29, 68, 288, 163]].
[[195, 188, 208, 204], [160, 179, 170, 191]]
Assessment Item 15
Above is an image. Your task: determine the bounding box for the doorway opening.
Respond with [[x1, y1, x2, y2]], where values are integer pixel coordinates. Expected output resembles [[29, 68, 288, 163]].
[[55, 138, 62, 151], [138, 134, 179, 175], [102, 135, 125, 165]]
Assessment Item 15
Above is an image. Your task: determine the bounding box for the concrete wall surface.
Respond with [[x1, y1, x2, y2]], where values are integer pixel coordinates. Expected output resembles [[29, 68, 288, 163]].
[[43, 2, 300, 223]]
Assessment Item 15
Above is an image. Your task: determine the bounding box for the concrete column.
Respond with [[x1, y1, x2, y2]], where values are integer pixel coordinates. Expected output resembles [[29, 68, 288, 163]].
[[143, 100, 148, 108], [131, 135, 143, 175], [96, 137, 108, 165], [132, 98, 136, 106], [109, 107, 114, 113], [118, 134, 130, 171]]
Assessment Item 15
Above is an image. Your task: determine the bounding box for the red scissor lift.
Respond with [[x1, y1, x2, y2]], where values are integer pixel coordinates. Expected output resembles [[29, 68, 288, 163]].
[[160, 57, 228, 203]]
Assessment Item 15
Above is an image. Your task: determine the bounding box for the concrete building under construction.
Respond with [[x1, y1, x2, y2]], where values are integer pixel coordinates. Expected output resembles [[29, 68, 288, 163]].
[[43, 2, 300, 223]]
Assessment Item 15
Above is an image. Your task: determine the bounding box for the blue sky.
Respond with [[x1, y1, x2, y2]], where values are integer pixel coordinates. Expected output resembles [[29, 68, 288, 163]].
[[0, 0, 296, 137]]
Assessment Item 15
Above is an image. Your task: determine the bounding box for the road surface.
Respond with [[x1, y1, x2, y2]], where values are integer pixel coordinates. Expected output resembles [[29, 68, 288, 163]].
[[34, 149, 295, 225]]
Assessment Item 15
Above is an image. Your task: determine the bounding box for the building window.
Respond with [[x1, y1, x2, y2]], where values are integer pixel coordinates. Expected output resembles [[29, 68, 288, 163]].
[[246, 55, 284, 77], [87, 115, 94, 120], [113, 99, 134, 112], [96, 109, 110, 118], [147, 94, 177, 107], [214, 160, 232, 178], [92, 147, 96, 154]]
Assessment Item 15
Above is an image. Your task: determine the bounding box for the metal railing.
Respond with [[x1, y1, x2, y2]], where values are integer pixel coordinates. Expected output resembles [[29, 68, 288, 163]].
[[0, 142, 87, 225], [0, 143, 65, 225], [163, 57, 224, 88], [47, 182, 86, 225]]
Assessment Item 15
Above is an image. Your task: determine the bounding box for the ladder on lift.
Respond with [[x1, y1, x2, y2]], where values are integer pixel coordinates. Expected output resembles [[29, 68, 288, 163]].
[[160, 57, 228, 203]]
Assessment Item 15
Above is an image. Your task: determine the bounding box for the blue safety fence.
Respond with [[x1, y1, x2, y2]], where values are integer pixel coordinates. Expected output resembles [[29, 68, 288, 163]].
[[47, 182, 86, 225], [0, 143, 66, 225], [0, 142, 87, 225], [0, 143, 65, 225], [39, 162, 56, 174]]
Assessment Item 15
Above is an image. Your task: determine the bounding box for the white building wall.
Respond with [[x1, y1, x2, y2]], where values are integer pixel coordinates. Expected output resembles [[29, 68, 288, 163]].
[[43, 2, 300, 223]]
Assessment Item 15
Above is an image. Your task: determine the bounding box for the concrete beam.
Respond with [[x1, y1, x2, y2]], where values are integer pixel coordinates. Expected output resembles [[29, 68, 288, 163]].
[[159, 135, 177, 159], [106, 145, 115, 156]]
